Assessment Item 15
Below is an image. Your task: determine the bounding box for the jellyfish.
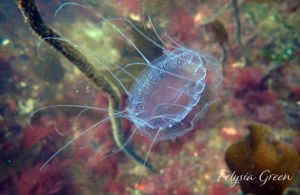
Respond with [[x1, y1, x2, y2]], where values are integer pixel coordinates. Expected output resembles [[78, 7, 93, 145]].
[[29, 2, 223, 189]]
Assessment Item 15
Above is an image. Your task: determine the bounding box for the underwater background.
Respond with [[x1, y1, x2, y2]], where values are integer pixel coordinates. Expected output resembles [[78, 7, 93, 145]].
[[0, 0, 299, 194]]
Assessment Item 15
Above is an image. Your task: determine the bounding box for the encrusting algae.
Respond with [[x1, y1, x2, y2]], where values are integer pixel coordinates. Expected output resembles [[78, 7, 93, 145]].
[[225, 123, 300, 195]]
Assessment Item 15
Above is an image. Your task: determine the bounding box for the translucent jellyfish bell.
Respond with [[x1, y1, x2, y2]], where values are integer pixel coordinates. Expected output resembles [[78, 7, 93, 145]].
[[30, 3, 223, 174], [127, 47, 223, 141], [49, 2, 223, 142]]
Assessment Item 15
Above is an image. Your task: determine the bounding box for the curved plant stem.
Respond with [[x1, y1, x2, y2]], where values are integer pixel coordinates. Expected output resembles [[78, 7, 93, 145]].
[[232, 0, 250, 66], [16, 0, 154, 171], [220, 43, 228, 75]]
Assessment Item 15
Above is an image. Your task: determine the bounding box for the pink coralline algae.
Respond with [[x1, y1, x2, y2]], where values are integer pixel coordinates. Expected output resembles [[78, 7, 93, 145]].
[[11, 159, 74, 195], [225, 66, 283, 124], [209, 182, 238, 195], [21, 115, 72, 149], [142, 162, 195, 195], [167, 6, 198, 45]]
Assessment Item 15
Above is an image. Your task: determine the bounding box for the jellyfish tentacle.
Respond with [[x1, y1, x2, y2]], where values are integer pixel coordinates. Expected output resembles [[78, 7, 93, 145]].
[[17, 0, 153, 170], [39, 116, 112, 170]]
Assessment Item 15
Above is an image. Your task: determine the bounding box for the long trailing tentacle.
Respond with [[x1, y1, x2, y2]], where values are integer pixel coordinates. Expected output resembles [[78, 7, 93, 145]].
[[16, 0, 154, 171]]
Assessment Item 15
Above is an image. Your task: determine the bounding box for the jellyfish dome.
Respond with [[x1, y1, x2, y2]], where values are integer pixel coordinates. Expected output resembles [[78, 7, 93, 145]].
[[126, 47, 223, 141]]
